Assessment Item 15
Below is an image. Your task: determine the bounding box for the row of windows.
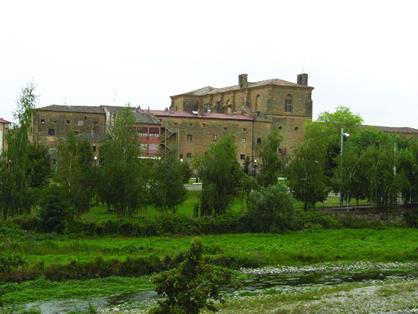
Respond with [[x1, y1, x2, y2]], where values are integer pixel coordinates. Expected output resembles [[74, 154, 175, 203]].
[[40, 117, 99, 126], [186, 134, 247, 143], [180, 152, 248, 160], [254, 94, 294, 113]]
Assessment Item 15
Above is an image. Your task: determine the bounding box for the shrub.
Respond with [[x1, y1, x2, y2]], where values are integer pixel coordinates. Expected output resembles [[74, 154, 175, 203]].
[[38, 184, 73, 233], [404, 208, 418, 228], [150, 240, 233, 314], [247, 183, 295, 232], [293, 210, 342, 229]]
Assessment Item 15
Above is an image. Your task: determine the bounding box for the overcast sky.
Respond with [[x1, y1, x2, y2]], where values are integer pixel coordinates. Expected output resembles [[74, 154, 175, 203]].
[[1, 0, 417, 128]]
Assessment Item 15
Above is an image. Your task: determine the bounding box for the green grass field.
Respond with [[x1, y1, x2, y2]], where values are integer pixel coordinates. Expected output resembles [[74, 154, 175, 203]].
[[80, 191, 370, 223], [3, 228, 417, 267]]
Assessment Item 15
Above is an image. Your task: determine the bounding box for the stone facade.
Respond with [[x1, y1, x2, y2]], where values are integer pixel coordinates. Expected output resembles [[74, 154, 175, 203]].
[[0, 118, 10, 155], [32, 105, 161, 160], [150, 110, 254, 163], [165, 73, 314, 162]]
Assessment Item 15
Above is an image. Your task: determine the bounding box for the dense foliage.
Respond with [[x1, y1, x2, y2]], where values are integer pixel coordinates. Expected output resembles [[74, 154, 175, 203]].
[[97, 107, 147, 216], [55, 131, 95, 215], [196, 134, 244, 216], [149, 151, 187, 213], [0, 84, 52, 219], [38, 184, 72, 233], [247, 183, 294, 232], [151, 240, 232, 314], [257, 128, 283, 187]]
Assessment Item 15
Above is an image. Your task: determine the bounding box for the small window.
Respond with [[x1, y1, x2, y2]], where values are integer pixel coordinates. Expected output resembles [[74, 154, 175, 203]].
[[187, 134, 193, 142], [48, 128, 55, 136], [285, 94, 293, 112], [241, 138, 246, 143], [149, 127, 160, 135], [240, 154, 245, 160], [186, 152, 192, 158], [213, 134, 217, 142], [257, 138, 262, 144]]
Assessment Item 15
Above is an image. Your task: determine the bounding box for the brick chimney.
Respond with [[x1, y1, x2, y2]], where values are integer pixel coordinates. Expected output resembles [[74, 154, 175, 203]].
[[297, 73, 308, 86], [239, 74, 248, 89]]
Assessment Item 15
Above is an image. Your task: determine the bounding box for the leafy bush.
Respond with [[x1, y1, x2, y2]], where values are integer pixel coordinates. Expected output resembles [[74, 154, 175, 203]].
[[404, 208, 418, 227], [247, 183, 295, 232], [150, 240, 233, 314], [294, 211, 342, 229], [38, 184, 73, 233]]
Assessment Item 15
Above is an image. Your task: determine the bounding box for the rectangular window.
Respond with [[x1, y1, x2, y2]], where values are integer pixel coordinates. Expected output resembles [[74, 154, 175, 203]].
[[187, 134, 193, 142], [240, 154, 245, 160], [48, 128, 55, 136], [149, 127, 160, 135]]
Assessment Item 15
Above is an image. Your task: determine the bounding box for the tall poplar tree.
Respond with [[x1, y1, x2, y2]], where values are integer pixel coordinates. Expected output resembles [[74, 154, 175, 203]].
[[97, 106, 146, 216], [0, 84, 36, 219]]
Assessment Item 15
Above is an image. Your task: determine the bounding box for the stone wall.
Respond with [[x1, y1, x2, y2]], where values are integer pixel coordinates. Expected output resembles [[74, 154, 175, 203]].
[[158, 116, 254, 164]]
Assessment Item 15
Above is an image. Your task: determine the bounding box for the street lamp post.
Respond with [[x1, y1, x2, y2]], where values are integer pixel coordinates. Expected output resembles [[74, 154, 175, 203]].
[[339, 128, 349, 207]]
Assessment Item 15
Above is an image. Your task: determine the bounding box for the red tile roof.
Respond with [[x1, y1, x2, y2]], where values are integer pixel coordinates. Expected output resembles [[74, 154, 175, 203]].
[[150, 110, 253, 121]]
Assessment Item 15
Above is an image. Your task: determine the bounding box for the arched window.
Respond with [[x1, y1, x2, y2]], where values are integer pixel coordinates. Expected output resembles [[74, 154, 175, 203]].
[[255, 94, 261, 111], [285, 94, 293, 112]]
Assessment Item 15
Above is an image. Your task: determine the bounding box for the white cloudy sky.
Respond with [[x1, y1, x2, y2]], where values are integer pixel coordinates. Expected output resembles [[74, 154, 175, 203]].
[[1, 0, 417, 127]]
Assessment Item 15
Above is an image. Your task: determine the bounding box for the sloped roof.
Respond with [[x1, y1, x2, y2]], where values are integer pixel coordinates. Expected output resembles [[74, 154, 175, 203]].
[[102, 106, 161, 125], [150, 110, 253, 121], [173, 78, 311, 97], [36, 104, 105, 114], [365, 125, 418, 135]]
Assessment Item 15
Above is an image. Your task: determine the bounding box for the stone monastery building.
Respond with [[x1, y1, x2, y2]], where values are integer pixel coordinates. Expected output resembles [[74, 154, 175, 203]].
[[33, 73, 314, 163]]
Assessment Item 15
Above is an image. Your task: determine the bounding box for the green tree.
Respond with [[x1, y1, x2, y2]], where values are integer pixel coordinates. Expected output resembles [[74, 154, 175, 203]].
[[97, 106, 146, 216], [287, 143, 329, 210], [247, 182, 294, 232], [196, 134, 243, 216], [150, 151, 187, 213], [307, 106, 363, 181], [257, 128, 283, 187], [151, 239, 232, 314], [38, 184, 72, 233], [55, 131, 95, 215], [397, 137, 418, 205], [27, 143, 51, 189], [0, 84, 36, 219]]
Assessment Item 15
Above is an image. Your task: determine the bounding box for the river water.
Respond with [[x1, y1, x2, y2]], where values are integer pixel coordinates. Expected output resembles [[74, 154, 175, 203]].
[[24, 262, 418, 314]]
